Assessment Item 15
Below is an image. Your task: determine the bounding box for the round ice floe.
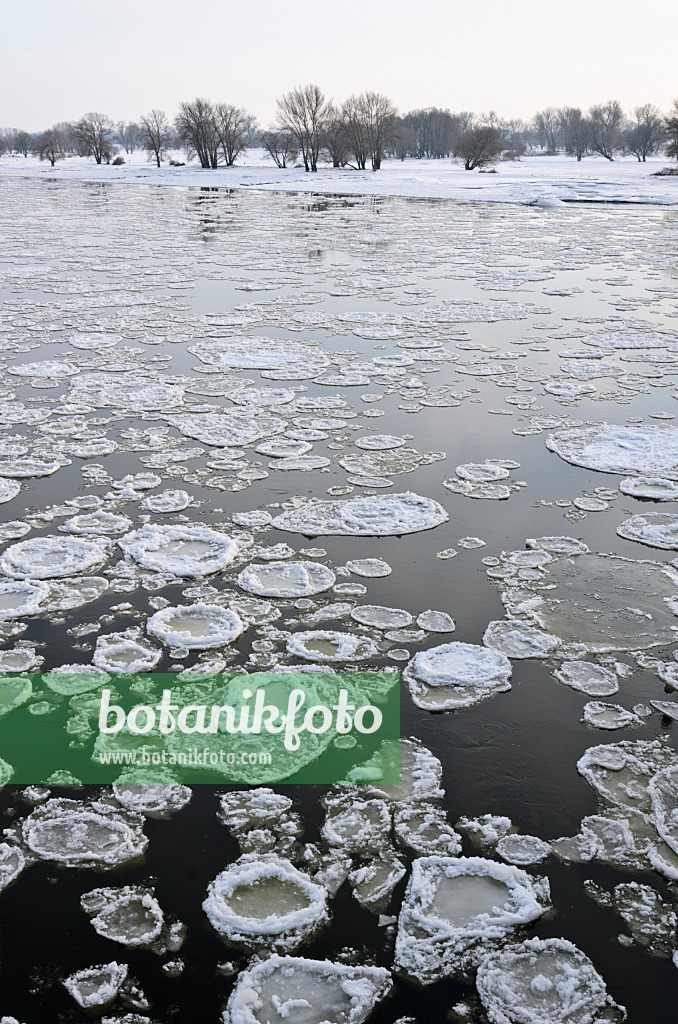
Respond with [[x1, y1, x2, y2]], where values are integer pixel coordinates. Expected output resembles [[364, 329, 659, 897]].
[[60, 511, 133, 536], [619, 476, 678, 501], [286, 630, 377, 662], [170, 409, 285, 448], [456, 463, 510, 483], [43, 665, 111, 695], [617, 513, 678, 550], [416, 610, 456, 632], [84, 886, 164, 948], [345, 557, 392, 578], [256, 438, 313, 458], [0, 675, 32, 718], [23, 798, 147, 868], [140, 489, 192, 513], [147, 603, 244, 650], [0, 535, 110, 579], [112, 783, 192, 819], [583, 702, 640, 730], [94, 633, 161, 673], [476, 937, 619, 1024], [271, 491, 448, 536], [496, 834, 551, 866], [63, 962, 129, 1011], [0, 580, 49, 620], [229, 387, 295, 406], [543, 380, 596, 399], [204, 855, 328, 951], [119, 524, 237, 576], [444, 478, 512, 500], [223, 954, 392, 1024], [483, 621, 560, 659], [526, 536, 589, 556], [394, 856, 548, 985], [0, 478, 20, 504], [355, 434, 406, 450], [554, 661, 619, 696], [404, 642, 512, 711], [9, 359, 76, 378], [236, 561, 335, 598], [546, 424, 678, 479], [351, 605, 413, 629], [0, 457, 61, 478], [190, 336, 329, 371]]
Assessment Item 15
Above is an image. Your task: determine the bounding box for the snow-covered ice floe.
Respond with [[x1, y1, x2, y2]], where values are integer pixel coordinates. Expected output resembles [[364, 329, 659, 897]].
[[111, 782, 192, 819], [271, 492, 448, 536], [203, 854, 328, 952], [63, 962, 129, 1011], [20, 797, 147, 868], [222, 954, 392, 1024], [475, 937, 625, 1024], [236, 561, 336, 597], [81, 884, 185, 954], [147, 602, 244, 649], [118, 524, 237, 576], [546, 424, 678, 479], [394, 856, 549, 984], [0, 535, 111, 578], [616, 512, 678, 550], [403, 642, 512, 710]]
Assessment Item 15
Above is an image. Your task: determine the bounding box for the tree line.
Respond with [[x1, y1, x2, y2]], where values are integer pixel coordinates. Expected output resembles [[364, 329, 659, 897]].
[[3, 88, 678, 171]]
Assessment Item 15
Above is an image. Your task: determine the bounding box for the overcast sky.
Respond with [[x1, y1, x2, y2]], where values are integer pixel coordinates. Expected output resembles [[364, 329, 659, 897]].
[[2, 0, 676, 130]]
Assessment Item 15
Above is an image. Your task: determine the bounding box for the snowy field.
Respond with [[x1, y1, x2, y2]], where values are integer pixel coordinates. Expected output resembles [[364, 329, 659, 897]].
[[1, 148, 678, 205], [1, 177, 678, 1022]]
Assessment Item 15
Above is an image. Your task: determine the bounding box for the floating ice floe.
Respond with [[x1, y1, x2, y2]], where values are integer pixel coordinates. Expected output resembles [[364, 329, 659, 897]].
[[483, 620, 560, 659], [350, 605, 413, 629], [60, 510, 133, 535], [63, 962, 129, 1012], [222, 955, 392, 1024], [404, 642, 512, 711], [394, 856, 549, 984], [587, 879, 677, 957], [618, 476, 678, 501], [616, 512, 678, 549], [0, 580, 49, 620], [21, 798, 147, 868], [0, 457, 62, 478], [0, 478, 20, 503], [94, 632, 161, 673], [496, 834, 551, 866], [189, 336, 329, 371], [348, 856, 406, 911], [547, 423, 678, 478], [0, 675, 33, 718], [354, 434, 406, 450], [112, 782, 192, 819], [119, 524, 237, 576], [416, 609, 455, 632], [582, 701, 642, 730], [140, 489, 192, 513], [394, 804, 462, 857], [345, 558, 392, 578], [0, 843, 26, 893], [0, 535, 110, 579], [236, 561, 336, 598], [553, 661, 619, 696], [170, 410, 285, 447], [286, 630, 377, 662], [271, 492, 448, 536], [204, 854, 328, 952], [649, 764, 678, 856], [476, 937, 624, 1024], [81, 885, 184, 954], [147, 603, 244, 649]]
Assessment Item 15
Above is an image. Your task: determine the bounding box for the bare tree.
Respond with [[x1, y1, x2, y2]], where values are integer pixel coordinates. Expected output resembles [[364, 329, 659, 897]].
[[453, 118, 503, 170], [260, 130, 298, 168], [356, 92, 398, 170], [342, 95, 369, 169], [73, 112, 116, 164], [623, 104, 664, 162], [588, 100, 624, 161], [558, 107, 590, 161], [392, 119, 418, 160], [403, 108, 456, 158], [214, 104, 253, 165], [139, 109, 172, 167], [666, 99, 678, 162], [533, 108, 561, 154], [323, 104, 350, 167], [175, 98, 219, 168], [33, 125, 67, 166], [115, 122, 141, 154], [276, 84, 329, 172]]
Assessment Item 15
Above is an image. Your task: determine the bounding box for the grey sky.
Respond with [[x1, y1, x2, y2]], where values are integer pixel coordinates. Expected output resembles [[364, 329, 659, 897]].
[[2, 0, 676, 130]]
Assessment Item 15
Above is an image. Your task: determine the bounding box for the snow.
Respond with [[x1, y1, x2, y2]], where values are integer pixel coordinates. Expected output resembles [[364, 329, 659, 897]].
[[404, 641, 512, 711], [63, 962, 128, 1010], [21, 797, 148, 868], [147, 602, 244, 649], [0, 535, 111, 578], [546, 424, 678, 479], [3, 150, 678, 207], [237, 561, 336, 598], [118, 524, 238, 576]]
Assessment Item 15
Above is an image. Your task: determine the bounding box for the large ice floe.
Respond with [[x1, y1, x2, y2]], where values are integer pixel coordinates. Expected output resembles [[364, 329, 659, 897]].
[[118, 524, 237, 576], [203, 854, 329, 952], [169, 409, 286, 447], [286, 630, 378, 662], [20, 798, 147, 868], [394, 856, 549, 984], [616, 512, 678, 550], [236, 561, 336, 597], [404, 642, 512, 710], [146, 603, 244, 649], [112, 782, 192, 819], [475, 937, 625, 1024], [546, 423, 678, 478], [81, 885, 184, 954], [222, 955, 392, 1024], [189, 336, 329, 371], [0, 535, 110, 578], [63, 962, 129, 1012], [270, 492, 448, 536]]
